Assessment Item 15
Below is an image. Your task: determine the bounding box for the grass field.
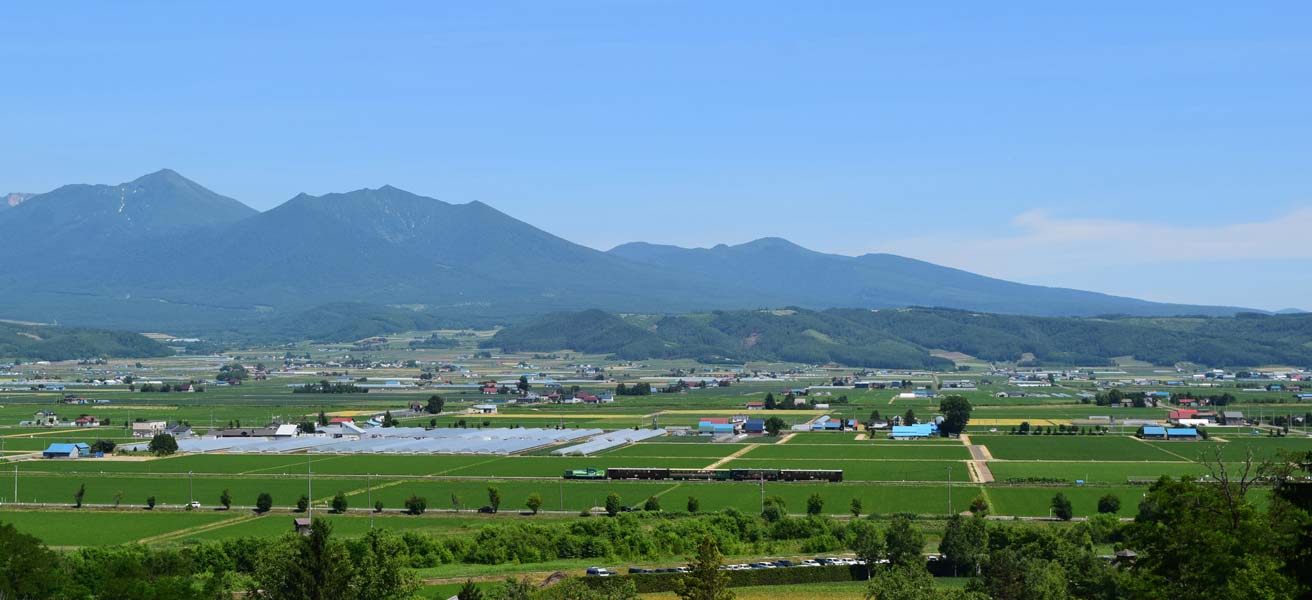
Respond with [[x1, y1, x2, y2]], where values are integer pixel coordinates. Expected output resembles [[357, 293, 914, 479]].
[[987, 461, 1209, 484], [742, 443, 971, 460], [0, 509, 235, 545], [976, 435, 1189, 461], [721, 459, 965, 482]]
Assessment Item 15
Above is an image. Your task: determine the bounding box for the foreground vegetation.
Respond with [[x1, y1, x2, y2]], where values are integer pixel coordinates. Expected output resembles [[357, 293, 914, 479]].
[[3, 448, 1312, 599]]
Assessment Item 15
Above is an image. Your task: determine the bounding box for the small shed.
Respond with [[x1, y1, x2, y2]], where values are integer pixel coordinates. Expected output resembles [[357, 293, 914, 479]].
[[293, 518, 312, 535], [471, 404, 498, 414]]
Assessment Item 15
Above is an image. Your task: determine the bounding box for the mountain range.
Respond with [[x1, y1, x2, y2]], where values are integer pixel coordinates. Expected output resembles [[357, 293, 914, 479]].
[[488, 308, 1312, 368], [0, 170, 1255, 334]]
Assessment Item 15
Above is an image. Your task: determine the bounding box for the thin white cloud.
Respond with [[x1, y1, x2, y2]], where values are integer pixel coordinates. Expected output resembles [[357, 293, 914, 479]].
[[875, 208, 1312, 280]]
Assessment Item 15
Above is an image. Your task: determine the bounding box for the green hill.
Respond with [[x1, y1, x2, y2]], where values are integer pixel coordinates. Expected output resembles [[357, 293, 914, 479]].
[[0, 322, 172, 361], [488, 308, 1312, 369]]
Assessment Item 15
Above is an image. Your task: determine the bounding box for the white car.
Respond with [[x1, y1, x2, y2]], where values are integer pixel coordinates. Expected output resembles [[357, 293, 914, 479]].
[[186, 500, 202, 509], [585, 567, 613, 577]]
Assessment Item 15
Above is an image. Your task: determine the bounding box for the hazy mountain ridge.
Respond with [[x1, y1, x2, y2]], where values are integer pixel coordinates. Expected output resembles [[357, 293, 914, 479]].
[[0, 170, 1261, 331], [608, 239, 1251, 318], [490, 307, 1312, 369]]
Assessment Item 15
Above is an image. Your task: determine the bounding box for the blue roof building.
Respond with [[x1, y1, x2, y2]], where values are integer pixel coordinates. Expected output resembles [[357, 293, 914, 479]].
[[1166, 428, 1199, 439], [43, 442, 91, 459], [744, 419, 765, 433], [1141, 426, 1167, 438], [890, 424, 937, 439]]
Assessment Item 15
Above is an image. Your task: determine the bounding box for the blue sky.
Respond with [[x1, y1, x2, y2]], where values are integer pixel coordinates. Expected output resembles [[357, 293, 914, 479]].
[[2, 2, 1309, 309]]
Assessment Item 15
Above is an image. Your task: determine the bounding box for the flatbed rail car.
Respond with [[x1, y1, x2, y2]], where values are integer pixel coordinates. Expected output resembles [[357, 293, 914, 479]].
[[592, 467, 841, 482]]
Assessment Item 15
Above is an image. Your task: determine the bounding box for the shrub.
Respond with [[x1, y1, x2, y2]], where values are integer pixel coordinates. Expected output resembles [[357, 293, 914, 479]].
[[1051, 493, 1073, 521], [405, 494, 427, 515], [1097, 493, 1121, 514]]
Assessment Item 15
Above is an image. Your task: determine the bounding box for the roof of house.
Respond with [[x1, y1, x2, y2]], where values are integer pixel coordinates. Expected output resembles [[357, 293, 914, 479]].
[[1142, 426, 1167, 436], [1166, 428, 1199, 436], [472, 404, 498, 410], [44, 442, 90, 453], [1222, 411, 1245, 418], [891, 424, 935, 436]]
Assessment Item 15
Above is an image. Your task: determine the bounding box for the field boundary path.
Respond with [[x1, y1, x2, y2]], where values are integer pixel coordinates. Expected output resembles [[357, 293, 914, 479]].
[[959, 435, 995, 483], [134, 513, 258, 545], [704, 445, 756, 469], [1129, 435, 1195, 461]]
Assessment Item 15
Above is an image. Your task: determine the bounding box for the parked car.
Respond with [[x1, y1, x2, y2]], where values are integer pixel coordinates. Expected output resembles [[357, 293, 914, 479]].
[[586, 567, 614, 577], [798, 559, 820, 567], [477, 505, 495, 513], [773, 559, 795, 567], [628, 567, 651, 574], [186, 500, 202, 509]]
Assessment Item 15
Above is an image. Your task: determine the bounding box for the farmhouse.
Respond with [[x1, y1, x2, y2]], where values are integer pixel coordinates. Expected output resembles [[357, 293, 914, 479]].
[[131, 421, 168, 438], [43, 442, 91, 459], [168, 424, 194, 438], [471, 404, 498, 414], [32, 410, 60, 427], [73, 416, 100, 427], [744, 418, 765, 434], [1221, 411, 1246, 425]]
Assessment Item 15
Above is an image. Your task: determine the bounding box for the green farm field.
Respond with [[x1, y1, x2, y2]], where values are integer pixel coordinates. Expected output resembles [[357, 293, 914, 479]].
[[975, 435, 1189, 461], [0, 509, 236, 546]]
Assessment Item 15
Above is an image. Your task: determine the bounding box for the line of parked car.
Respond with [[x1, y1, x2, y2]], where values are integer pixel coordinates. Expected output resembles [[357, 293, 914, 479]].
[[587, 556, 887, 577]]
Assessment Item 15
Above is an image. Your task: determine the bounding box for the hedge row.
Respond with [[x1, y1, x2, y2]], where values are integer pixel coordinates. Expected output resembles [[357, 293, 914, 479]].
[[579, 564, 865, 593]]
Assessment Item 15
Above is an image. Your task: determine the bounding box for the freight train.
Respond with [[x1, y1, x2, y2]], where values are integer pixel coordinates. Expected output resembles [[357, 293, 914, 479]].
[[563, 467, 842, 482]]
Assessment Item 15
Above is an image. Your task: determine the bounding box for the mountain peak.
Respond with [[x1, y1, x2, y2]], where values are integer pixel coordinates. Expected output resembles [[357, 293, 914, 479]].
[[738, 237, 807, 251], [130, 168, 192, 186]]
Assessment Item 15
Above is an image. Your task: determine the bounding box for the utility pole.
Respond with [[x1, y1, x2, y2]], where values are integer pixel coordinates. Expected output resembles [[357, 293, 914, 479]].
[[946, 466, 952, 515], [368, 473, 373, 529], [559, 478, 564, 511], [307, 454, 313, 518], [188, 471, 194, 504]]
